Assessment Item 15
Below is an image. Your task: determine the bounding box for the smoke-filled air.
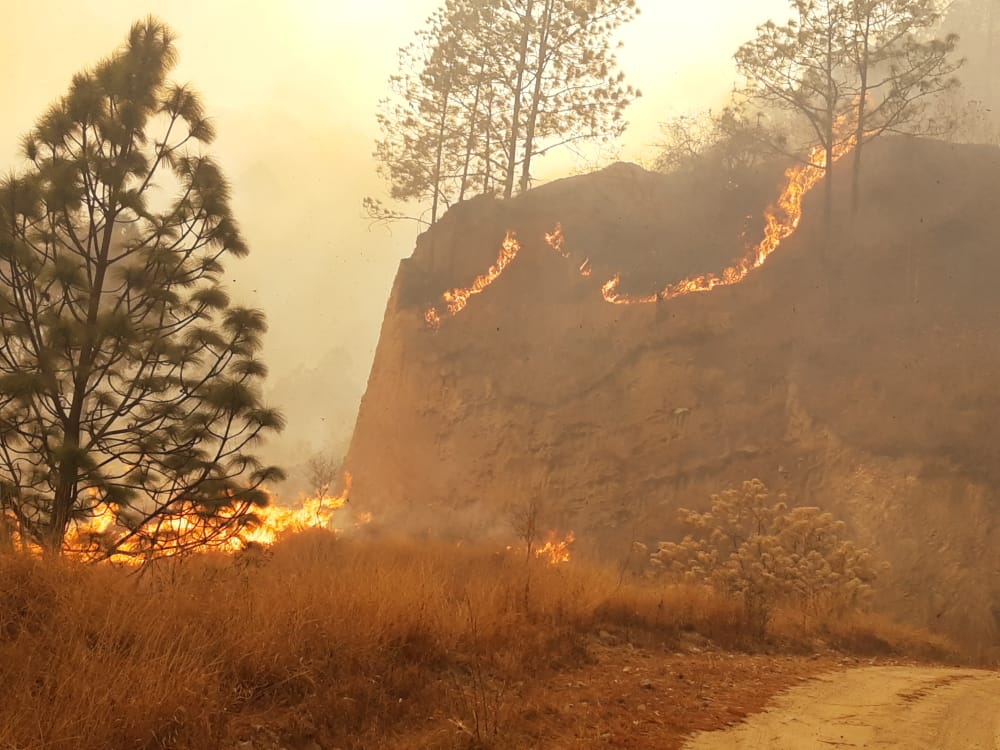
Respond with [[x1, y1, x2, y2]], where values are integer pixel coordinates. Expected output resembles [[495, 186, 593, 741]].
[[2, 1, 1000, 748]]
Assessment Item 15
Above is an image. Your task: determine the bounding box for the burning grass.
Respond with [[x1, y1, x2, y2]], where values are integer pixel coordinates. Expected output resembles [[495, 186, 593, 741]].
[[0, 531, 960, 750]]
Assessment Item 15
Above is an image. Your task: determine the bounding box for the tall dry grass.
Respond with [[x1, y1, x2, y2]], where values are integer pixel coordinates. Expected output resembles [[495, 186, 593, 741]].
[[0, 530, 958, 750]]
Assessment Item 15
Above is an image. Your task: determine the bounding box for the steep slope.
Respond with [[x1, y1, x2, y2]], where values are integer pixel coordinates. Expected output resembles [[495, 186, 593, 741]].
[[346, 138, 1000, 653]]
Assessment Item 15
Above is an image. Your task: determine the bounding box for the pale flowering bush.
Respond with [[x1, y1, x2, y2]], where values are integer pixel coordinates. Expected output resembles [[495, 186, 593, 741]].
[[651, 479, 880, 634]]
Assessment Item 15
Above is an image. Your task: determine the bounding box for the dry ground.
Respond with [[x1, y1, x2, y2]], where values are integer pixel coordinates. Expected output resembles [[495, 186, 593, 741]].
[[686, 665, 1000, 749], [392, 644, 849, 750]]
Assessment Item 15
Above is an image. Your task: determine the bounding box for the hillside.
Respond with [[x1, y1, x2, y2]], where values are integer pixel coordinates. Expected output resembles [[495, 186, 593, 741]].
[[345, 137, 1000, 653]]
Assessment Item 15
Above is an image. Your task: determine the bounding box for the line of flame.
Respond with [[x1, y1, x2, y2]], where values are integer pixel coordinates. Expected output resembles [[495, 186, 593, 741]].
[[425, 231, 522, 328], [54, 473, 358, 563], [600, 137, 857, 304]]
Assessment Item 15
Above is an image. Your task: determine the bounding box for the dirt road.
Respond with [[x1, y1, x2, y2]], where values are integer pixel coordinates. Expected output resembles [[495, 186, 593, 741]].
[[685, 666, 1000, 749]]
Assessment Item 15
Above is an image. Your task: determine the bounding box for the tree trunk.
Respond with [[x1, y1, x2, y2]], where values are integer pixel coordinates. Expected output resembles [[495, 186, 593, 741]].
[[504, 0, 534, 199], [519, 0, 554, 194], [851, 16, 871, 214], [823, 142, 835, 246], [48, 204, 118, 552], [483, 89, 493, 195], [822, 3, 837, 248], [430, 76, 454, 225], [989, 0, 998, 105], [458, 66, 484, 202]]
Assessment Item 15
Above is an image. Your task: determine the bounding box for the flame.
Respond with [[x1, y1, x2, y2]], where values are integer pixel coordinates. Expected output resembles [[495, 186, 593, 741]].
[[544, 223, 569, 257], [534, 530, 575, 565], [420, 130, 859, 322], [601, 136, 857, 304], [241, 472, 354, 547], [54, 473, 357, 563], [425, 231, 522, 328]]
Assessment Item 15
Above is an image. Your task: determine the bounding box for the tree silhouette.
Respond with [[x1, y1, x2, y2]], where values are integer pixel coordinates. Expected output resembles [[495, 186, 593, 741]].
[[736, 0, 853, 231], [370, 0, 639, 228], [0, 18, 285, 557], [845, 0, 961, 210], [735, 0, 962, 223]]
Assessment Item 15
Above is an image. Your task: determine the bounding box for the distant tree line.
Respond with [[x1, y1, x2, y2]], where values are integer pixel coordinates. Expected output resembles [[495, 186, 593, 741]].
[[367, 0, 640, 229]]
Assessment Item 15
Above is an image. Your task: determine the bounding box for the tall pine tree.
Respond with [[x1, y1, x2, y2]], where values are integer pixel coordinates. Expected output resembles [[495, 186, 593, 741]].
[[0, 18, 284, 557]]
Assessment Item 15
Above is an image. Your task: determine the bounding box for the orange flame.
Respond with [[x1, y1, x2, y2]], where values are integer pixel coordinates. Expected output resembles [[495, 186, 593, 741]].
[[544, 223, 569, 258], [601, 137, 856, 304], [58, 473, 357, 563], [422, 132, 857, 322], [425, 231, 522, 328], [534, 530, 575, 565]]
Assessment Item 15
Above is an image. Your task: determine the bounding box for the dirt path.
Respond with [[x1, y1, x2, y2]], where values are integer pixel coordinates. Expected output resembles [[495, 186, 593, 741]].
[[685, 666, 1000, 749]]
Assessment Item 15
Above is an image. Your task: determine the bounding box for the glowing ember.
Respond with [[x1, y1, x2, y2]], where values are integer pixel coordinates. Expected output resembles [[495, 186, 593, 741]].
[[601, 136, 857, 304], [534, 530, 575, 565], [425, 231, 522, 328]]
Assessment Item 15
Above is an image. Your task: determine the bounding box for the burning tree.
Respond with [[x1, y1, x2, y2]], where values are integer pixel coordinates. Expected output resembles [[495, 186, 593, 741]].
[[651, 479, 879, 634], [0, 18, 285, 557], [370, 0, 639, 228]]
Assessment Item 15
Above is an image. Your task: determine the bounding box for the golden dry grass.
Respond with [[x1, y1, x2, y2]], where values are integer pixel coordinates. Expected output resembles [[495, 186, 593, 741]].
[[0, 530, 959, 750]]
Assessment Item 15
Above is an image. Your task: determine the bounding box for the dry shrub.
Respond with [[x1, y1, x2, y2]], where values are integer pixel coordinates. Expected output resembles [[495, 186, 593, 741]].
[[819, 611, 960, 662], [593, 582, 745, 644], [0, 529, 961, 750]]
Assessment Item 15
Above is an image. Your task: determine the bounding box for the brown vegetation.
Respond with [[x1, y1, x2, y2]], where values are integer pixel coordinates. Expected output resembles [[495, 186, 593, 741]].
[[0, 530, 959, 750]]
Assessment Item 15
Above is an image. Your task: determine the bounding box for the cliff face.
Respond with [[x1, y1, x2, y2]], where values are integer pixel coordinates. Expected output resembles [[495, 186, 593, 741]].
[[347, 138, 1000, 652]]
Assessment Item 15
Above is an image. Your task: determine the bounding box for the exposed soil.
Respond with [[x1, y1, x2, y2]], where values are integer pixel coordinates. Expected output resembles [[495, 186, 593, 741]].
[[376, 639, 896, 750], [686, 665, 1000, 749]]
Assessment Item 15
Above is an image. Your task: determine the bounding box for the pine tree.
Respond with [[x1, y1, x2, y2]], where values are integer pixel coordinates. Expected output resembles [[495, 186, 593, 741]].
[[845, 0, 961, 210], [503, 0, 640, 197], [735, 0, 854, 231], [0, 18, 285, 557], [370, 0, 640, 225], [735, 0, 962, 222]]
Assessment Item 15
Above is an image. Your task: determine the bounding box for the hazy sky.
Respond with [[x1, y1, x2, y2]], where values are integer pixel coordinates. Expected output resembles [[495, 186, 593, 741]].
[[1, 0, 789, 482]]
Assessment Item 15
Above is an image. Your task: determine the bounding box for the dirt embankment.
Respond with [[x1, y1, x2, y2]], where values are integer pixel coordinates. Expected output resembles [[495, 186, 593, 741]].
[[346, 138, 1000, 653]]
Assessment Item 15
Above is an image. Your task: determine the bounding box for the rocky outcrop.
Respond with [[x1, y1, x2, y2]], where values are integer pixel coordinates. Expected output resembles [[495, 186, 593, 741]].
[[346, 138, 1000, 653]]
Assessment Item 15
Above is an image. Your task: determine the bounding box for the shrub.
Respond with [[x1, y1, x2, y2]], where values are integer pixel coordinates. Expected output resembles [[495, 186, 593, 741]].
[[650, 479, 880, 634]]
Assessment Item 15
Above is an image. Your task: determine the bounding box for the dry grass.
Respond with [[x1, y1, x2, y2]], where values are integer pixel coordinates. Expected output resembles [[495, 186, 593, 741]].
[[0, 530, 959, 750]]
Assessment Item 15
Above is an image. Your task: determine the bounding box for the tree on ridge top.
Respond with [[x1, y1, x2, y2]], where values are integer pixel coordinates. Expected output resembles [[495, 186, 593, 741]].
[[735, 0, 961, 225], [369, 0, 640, 233], [0, 17, 285, 558]]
